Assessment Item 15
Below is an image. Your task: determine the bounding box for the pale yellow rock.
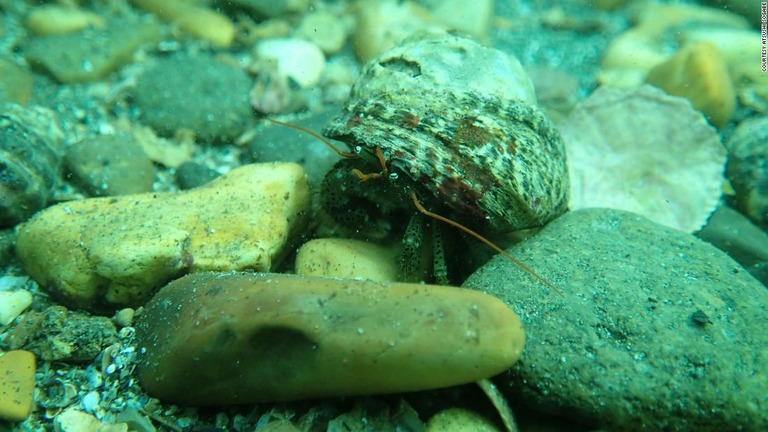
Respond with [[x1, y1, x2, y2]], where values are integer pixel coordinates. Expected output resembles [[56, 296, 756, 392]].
[[417, 0, 492, 41], [297, 10, 348, 55], [680, 27, 765, 90], [599, 2, 750, 89], [15, 163, 309, 311], [130, 0, 235, 47], [646, 41, 735, 127], [0, 290, 32, 326], [295, 238, 399, 282], [0, 350, 35, 422], [54, 408, 129, 432], [352, 0, 442, 62], [136, 272, 525, 405], [426, 407, 501, 432], [25, 5, 105, 36]]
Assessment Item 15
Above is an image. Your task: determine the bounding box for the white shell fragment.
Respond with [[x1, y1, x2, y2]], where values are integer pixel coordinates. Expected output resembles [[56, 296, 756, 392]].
[[559, 85, 726, 232]]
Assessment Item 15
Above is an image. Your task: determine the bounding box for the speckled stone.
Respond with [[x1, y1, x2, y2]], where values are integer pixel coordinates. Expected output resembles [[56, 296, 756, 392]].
[[463, 208, 768, 431], [0, 350, 36, 422], [64, 133, 155, 197], [132, 54, 252, 141], [5, 306, 117, 363], [15, 163, 309, 312]]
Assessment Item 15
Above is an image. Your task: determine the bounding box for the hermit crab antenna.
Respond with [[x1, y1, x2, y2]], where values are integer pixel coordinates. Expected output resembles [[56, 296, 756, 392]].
[[266, 118, 357, 158], [410, 191, 563, 297]]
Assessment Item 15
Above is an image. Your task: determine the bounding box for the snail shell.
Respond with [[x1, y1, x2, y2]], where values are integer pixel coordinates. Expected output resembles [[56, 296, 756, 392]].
[[0, 103, 65, 228], [726, 116, 768, 230], [323, 34, 569, 232]]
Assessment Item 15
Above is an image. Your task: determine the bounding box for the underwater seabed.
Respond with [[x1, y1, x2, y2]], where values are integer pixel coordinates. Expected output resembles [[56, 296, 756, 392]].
[[1, 0, 767, 431]]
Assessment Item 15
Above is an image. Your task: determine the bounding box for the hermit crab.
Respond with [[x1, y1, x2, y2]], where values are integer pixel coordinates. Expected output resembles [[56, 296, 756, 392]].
[[273, 33, 569, 287]]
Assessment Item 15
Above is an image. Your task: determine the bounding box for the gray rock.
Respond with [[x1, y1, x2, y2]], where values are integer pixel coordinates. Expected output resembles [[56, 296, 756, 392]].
[[24, 14, 160, 84], [132, 54, 252, 142], [463, 208, 768, 431], [64, 133, 155, 196], [697, 205, 768, 288]]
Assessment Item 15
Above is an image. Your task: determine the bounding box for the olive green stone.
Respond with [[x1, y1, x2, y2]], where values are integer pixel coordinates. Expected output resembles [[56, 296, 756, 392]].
[[64, 133, 155, 196], [24, 15, 160, 84]]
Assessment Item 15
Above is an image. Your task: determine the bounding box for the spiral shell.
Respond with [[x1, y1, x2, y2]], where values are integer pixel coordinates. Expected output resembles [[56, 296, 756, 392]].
[[0, 103, 65, 228], [323, 34, 569, 232]]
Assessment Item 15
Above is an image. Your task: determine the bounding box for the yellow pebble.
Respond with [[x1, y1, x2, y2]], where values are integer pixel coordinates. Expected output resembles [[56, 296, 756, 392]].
[[0, 350, 36, 422], [130, 0, 234, 47], [24, 5, 105, 36], [426, 407, 501, 432], [135, 272, 525, 405], [295, 238, 399, 282], [645, 41, 735, 127]]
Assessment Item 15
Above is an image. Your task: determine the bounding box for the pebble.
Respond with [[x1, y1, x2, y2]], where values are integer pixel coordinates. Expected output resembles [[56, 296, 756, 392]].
[[226, 0, 310, 17], [130, 0, 235, 47], [425, 407, 500, 432], [645, 41, 735, 127], [15, 163, 310, 312], [297, 10, 348, 55], [0, 350, 36, 422], [0, 56, 33, 104], [725, 116, 768, 230], [5, 306, 118, 362], [24, 4, 105, 36], [599, 2, 750, 89], [135, 272, 524, 405], [416, 0, 493, 41], [255, 38, 326, 88], [132, 54, 252, 141], [352, 1, 444, 62], [174, 161, 220, 190], [0, 289, 32, 326], [24, 14, 161, 84], [463, 208, 768, 430], [244, 107, 342, 186], [64, 133, 155, 197], [697, 205, 768, 287], [54, 407, 128, 432], [295, 238, 399, 282]]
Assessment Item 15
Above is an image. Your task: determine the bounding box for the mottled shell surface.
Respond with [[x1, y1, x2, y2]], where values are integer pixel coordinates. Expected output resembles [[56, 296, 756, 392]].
[[0, 103, 64, 228], [323, 34, 569, 232]]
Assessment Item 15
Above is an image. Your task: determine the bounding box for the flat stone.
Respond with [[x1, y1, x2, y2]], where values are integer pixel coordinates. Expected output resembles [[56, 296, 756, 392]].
[[463, 208, 768, 431], [0, 350, 36, 422], [135, 272, 524, 405], [64, 133, 155, 196], [24, 14, 160, 84], [15, 163, 309, 312]]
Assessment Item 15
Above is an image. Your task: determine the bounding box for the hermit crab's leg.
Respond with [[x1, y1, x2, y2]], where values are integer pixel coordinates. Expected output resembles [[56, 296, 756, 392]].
[[410, 191, 563, 297], [352, 147, 388, 181], [266, 118, 357, 158]]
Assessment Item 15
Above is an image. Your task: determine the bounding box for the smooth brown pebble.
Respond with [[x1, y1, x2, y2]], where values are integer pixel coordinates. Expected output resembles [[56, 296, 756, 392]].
[[135, 272, 525, 405]]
